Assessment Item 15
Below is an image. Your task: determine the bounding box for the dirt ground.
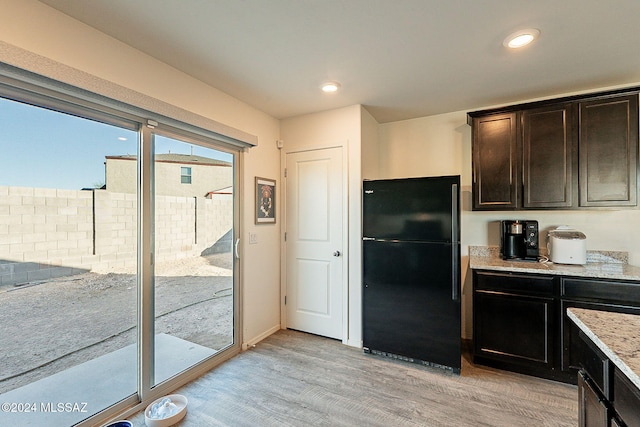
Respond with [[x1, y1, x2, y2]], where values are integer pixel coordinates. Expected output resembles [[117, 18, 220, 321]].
[[0, 253, 234, 395]]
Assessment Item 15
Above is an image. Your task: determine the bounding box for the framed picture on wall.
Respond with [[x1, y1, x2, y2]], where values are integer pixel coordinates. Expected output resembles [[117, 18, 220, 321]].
[[255, 177, 276, 224]]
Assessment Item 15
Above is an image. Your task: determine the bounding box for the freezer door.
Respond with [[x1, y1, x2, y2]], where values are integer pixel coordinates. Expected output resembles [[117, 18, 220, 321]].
[[362, 240, 461, 370], [363, 176, 459, 242]]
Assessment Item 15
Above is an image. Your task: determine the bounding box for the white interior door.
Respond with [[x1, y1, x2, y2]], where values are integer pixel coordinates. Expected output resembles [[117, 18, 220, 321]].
[[285, 146, 344, 339]]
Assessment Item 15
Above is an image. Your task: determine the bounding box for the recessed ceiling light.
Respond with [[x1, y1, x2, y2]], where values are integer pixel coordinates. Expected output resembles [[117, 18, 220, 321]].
[[321, 81, 341, 93], [503, 28, 540, 49]]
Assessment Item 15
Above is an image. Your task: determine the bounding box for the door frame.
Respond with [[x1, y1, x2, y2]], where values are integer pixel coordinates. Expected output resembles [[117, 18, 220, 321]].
[[280, 142, 350, 343]]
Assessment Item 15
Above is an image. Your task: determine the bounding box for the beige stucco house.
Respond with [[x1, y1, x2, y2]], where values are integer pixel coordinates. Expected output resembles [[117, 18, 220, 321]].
[[105, 153, 232, 197]]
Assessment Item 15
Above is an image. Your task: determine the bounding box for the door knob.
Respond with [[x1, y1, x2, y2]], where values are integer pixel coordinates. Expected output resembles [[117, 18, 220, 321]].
[[333, 251, 341, 257]]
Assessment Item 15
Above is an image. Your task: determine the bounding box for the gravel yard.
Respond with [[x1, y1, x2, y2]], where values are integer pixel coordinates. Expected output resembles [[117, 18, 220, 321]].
[[0, 253, 234, 395]]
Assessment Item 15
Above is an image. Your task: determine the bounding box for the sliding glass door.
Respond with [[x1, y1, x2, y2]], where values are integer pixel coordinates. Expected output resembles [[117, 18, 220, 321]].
[[0, 97, 139, 426], [0, 87, 241, 426], [150, 132, 236, 388]]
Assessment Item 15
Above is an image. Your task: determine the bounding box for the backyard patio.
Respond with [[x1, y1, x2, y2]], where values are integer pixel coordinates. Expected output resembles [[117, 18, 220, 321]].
[[0, 251, 233, 426]]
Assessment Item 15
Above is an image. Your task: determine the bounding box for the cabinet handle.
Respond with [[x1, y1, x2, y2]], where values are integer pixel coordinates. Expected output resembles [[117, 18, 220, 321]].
[[452, 183, 459, 301]]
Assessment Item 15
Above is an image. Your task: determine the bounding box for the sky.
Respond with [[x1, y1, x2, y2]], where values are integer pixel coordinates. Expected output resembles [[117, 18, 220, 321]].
[[0, 97, 232, 190]]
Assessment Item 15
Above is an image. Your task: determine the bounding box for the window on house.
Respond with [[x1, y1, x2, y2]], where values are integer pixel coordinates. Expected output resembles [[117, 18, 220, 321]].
[[181, 166, 192, 184]]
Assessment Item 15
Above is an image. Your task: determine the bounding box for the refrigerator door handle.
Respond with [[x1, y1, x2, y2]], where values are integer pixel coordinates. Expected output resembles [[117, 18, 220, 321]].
[[451, 183, 458, 243], [452, 243, 459, 301], [451, 183, 459, 301]]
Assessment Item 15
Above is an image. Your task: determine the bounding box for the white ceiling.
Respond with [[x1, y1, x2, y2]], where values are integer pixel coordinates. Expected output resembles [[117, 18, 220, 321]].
[[38, 0, 640, 123]]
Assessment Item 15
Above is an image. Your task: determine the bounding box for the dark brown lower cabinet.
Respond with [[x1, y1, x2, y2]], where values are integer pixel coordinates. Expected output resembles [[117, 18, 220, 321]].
[[561, 300, 640, 376], [611, 417, 624, 427], [574, 323, 640, 427], [474, 292, 553, 367], [613, 368, 640, 427], [473, 270, 640, 385], [472, 271, 559, 380], [578, 371, 609, 427]]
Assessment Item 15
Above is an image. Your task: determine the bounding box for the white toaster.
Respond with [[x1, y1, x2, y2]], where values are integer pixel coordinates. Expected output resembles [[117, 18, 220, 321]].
[[547, 226, 587, 265]]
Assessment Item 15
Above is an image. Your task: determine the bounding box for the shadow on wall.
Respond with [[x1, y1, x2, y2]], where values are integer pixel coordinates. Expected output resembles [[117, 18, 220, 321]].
[[201, 229, 233, 256], [0, 259, 89, 289]]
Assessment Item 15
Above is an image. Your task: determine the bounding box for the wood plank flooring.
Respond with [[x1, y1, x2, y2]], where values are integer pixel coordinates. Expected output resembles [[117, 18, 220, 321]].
[[128, 329, 577, 426]]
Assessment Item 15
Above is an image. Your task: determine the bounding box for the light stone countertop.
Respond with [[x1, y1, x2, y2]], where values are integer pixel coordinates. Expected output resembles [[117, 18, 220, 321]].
[[469, 246, 640, 282], [567, 308, 640, 390]]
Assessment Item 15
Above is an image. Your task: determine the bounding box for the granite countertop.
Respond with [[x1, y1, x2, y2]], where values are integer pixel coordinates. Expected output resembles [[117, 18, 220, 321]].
[[567, 307, 640, 390], [469, 246, 640, 282]]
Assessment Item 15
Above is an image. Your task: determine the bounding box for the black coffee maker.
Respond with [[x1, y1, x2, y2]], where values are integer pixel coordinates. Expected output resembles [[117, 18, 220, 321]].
[[500, 220, 539, 261]]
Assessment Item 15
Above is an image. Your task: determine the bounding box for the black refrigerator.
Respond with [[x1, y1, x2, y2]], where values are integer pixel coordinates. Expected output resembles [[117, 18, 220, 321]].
[[362, 175, 461, 373]]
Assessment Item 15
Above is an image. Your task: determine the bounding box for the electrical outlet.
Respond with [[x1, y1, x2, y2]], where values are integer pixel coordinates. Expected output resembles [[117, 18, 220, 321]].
[[249, 232, 258, 244]]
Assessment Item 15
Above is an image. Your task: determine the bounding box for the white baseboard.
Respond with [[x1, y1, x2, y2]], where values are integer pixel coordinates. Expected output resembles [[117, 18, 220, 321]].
[[241, 324, 281, 351], [345, 338, 362, 348]]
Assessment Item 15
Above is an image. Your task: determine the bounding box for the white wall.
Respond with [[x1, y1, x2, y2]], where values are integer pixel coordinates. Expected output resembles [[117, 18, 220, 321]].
[[280, 105, 363, 347], [0, 0, 282, 348], [361, 106, 381, 180], [379, 107, 640, 339]]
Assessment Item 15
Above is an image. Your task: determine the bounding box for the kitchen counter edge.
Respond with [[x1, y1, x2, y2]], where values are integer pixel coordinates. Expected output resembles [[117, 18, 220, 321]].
[[567, 307, 640, 390], [469, 246, 640, 282]]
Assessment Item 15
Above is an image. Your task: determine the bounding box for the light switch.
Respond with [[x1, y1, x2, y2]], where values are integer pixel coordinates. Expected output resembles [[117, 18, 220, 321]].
[[249, 232, 258, 244]]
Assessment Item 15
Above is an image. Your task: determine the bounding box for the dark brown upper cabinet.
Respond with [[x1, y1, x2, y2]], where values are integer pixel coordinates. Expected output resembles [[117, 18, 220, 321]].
[[468, 88, 639, 211], [522, 104, 574, 208], [579, 95, 638, 207], [471, 112, 518, 210]]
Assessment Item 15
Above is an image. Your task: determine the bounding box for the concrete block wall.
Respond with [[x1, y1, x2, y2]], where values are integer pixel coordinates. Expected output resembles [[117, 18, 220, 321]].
[[93, 190, 138, 272], [155, 195, 197, 261], [0, 186, 233, 286], [194, 195, 233, 253], [154, 194, 233, 262], [0, 186, 96, 286]]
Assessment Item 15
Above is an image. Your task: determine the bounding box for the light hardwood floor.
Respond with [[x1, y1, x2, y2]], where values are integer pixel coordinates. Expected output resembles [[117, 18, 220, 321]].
[[129, 329, 577, 426]]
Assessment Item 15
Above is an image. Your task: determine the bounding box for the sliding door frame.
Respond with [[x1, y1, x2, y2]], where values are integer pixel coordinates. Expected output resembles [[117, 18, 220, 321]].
[[0, 75, 244, 426]]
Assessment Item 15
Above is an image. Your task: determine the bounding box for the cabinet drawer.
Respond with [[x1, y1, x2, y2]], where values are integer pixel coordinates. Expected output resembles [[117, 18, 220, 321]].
[[577, 331, 611, 399], [562, 278, 640, 305], [613, 368, 640, 426], [475, 271, 554, 297]]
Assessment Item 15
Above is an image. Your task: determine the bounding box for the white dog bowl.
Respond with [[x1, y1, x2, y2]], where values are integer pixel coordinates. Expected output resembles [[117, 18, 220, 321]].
[[144, 394, 188, 427]]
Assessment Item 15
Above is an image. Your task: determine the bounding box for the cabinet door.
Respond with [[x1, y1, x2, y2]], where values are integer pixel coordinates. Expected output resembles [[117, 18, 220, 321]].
[[613, 368, 640, 427], [474, 291, 554, 368], [579, 94, 638, 207], [577, 330, 611, 399], [522, 104, 575, 208], [579, 371, 610, 427], [610, 417, 624, 427], [472, 112, 518, 210]]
